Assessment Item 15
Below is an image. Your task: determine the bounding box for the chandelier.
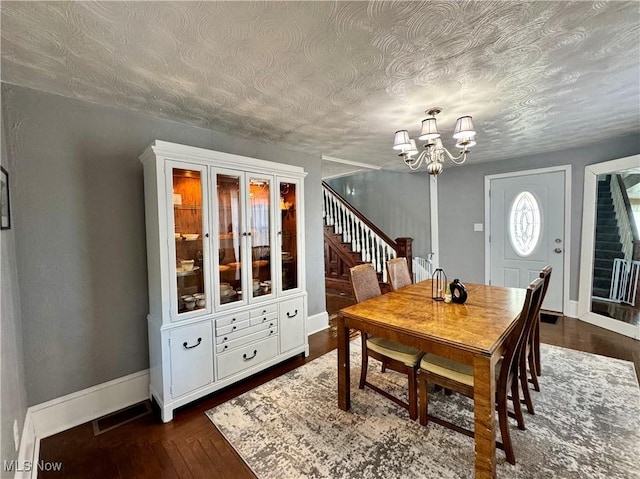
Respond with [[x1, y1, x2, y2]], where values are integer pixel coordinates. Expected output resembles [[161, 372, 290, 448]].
[[392, 107, 477, 175]]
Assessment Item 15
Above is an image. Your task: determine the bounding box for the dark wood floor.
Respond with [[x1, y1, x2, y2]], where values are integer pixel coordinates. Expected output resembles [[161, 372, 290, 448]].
[[38, 294, 640, 478]]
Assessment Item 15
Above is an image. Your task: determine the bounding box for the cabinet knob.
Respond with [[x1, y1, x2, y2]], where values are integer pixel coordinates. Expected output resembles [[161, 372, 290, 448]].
[[232, 325, 236, 330]]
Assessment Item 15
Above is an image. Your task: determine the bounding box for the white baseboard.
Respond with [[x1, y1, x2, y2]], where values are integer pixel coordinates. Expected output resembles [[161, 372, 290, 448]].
[[12, 369, 150, 478], [565, 300, 578, 318], [13, 409, 37, 479], [308, 311, 329, 335]]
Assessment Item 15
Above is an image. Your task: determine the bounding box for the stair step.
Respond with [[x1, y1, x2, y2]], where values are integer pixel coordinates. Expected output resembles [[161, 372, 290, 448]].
[[594, 240, 623, 252], [595, 232, 621, 242], [596, 198, 613, 205], [592, 286, 610, 298], [594, 258, 615, 269], [596, 218, 618, 226], [594, 250, 625, 260], [593, 277, 612, 289]]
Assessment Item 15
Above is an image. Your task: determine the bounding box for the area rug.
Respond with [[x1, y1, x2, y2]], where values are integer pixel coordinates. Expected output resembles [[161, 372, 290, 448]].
[[206, 339, 640, 479]]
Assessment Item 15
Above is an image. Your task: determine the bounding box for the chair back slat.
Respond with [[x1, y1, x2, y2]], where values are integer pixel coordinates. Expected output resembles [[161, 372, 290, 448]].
[[387, 257, 412, 291], [499, 278, 545, 388], [350, 263, 382, 304]]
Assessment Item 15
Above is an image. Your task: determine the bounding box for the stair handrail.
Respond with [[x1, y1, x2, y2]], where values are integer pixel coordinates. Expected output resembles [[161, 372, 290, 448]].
[[322, 181, 412, 282], [611, 175, 635, 262]]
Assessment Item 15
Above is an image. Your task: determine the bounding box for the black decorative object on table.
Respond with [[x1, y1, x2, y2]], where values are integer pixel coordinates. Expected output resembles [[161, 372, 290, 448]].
[[449, 279, 468, 304], [431, 268, 447, 301]]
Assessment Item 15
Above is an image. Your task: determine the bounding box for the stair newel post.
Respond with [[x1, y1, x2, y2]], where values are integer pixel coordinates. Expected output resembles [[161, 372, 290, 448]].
[[395, 237, 414, 278]]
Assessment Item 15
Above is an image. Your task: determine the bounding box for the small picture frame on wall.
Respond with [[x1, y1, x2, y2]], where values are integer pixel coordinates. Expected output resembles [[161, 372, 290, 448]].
[[1, 166, 10, 230]]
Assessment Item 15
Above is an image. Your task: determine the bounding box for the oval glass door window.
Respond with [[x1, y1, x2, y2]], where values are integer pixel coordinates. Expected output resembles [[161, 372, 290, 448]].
[[509, 191, 541, 256]]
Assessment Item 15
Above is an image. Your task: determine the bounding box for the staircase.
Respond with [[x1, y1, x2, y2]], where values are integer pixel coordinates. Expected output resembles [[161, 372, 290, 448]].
[[592, 177, 625, 298], [323, 182, 412, 295]]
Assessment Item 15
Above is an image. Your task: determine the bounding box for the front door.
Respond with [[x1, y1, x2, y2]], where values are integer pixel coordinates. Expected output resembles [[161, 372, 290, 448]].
[[488, 170, 566, 312]]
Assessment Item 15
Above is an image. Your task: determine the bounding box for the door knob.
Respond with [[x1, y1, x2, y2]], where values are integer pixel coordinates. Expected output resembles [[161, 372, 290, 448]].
[[554, 248, 562, 253]]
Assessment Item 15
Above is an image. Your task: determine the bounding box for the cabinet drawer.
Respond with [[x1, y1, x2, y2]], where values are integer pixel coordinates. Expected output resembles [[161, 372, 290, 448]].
[[215, 311, 251, 327], [216, 320, 277, 345], [249, 304, 278, 318], [217, 336, 279, 380], [169, 321, 213, 398], [215, 318, 250, 336], [216, 327, 278, 354], [250, 311, 278, 327]]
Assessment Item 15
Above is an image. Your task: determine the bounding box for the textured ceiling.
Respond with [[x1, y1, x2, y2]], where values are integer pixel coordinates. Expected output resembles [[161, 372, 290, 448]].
[[2, 1, 639, 174]]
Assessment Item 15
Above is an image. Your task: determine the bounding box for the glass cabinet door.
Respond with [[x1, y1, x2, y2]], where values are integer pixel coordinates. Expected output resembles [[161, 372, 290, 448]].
[[170, 164, 210, 317], [248, 176, 273, 300], [279, 179, 300, 293], [216, 172, 244, 307]]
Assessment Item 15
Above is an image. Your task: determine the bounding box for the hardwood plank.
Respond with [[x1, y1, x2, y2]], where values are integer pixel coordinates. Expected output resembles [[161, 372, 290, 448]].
[[37, 304, 639, 478]]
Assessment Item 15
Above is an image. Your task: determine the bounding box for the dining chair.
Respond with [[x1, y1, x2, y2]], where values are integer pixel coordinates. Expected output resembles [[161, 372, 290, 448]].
[[519, 266, 553, 414], [349, 263, 424, 420], [418, 277, 545, 465], [387, 257, 413, 291]]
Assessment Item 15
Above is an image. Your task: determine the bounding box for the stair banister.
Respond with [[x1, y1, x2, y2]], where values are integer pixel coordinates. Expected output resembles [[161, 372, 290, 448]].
[[322, 182, 413, 281]]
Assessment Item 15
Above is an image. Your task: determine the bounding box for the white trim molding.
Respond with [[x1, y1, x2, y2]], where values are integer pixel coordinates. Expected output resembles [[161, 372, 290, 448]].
[[13, 369, 150, 478], [577, 154, 640, 339], [322, 155, 382, 170]]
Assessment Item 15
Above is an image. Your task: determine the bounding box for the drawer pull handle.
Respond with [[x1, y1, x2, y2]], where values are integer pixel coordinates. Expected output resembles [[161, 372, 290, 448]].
[[243, 350, 258, 361], [232, 325, 237, 330], [231, 318, 236, 322], [183, 338, 202, 350], [262, 317, 267, 322], [223, 337, 228, 341], [269, 323, 274, 327], [224, 345, 228, 350], [286, 309, 298, 318], [262, 309, 267, 314], [270, 330, 274, 335]]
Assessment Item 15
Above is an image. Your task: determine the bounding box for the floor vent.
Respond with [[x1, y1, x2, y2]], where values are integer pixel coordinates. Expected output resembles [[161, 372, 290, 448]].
[[541, 313, 560, 325], [92, 400, 152, 436]]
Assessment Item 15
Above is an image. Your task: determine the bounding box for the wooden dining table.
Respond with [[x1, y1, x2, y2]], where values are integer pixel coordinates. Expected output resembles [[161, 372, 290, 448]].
[[337, 280, 526, 479]]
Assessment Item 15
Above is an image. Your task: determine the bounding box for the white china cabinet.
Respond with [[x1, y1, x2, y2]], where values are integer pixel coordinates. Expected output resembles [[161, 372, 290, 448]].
[[140, 141, 308, 421]]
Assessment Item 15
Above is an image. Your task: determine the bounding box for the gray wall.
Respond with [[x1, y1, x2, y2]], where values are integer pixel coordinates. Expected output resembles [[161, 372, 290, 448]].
[[1, 105, 28, 471], [2, 84, 325, 405], [327, 170, 432, 258], [437, 134, 640, 301]]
